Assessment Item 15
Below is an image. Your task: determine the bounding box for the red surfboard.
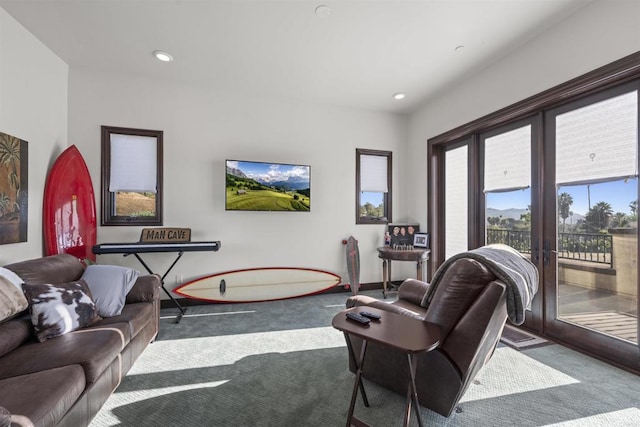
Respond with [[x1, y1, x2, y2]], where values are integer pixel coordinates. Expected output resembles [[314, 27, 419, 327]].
[[43, 145, 97, 262]]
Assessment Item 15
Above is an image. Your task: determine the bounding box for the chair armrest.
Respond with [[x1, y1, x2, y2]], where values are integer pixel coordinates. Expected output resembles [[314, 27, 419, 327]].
[[126, 274, 161, 304], [346, 295, 424, 320], [346, 295, 381, 308], [398, 278, 430, 306]]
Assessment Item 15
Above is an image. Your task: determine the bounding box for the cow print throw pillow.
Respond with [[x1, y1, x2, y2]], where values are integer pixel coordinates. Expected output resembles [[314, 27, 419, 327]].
[[23, 280, 102, 342]]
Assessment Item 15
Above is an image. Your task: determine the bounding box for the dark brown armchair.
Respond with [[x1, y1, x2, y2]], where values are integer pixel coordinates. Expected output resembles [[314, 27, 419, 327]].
[[345, 245, 538, 417]]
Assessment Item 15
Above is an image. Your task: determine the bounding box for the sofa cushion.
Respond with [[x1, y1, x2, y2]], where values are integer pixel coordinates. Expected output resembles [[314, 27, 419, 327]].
[[0, 327, 125, 384], [0, 317, 32, 358], [92, 302, 153, 340], [5, 254, 84, 286], [22, 280, 102, 342], [126, 275, 161, 304], [81, 265, 140, 317], [0, 274, 28, 323], [0, 365, 85, 427]]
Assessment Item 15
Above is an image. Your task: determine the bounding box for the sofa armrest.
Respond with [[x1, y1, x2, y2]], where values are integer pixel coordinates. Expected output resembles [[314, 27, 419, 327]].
[[126, 274, 161, 304], [398, 278, 430, 306], [346, 295, 424, 320]]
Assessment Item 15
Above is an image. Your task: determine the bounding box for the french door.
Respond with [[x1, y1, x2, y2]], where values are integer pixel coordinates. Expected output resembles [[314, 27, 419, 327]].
[[429, 77, 640, 372], [543, 82, 639, 368]]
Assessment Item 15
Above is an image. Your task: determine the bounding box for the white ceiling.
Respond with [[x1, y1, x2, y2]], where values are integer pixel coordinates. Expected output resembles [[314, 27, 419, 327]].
[[0, 0, 592, 114]]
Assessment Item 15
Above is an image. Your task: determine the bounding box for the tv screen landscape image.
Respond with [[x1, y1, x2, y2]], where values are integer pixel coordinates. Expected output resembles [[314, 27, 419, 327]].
[[225, 160, 310, 211]]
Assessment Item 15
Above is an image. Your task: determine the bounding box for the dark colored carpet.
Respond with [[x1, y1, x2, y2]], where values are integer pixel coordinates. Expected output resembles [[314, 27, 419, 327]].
[[91, 291, 640, 426]]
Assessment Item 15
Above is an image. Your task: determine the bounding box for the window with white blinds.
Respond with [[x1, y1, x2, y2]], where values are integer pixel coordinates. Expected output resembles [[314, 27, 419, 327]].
[[556, 90, 638, 186], [101, 126, 163, 226], [360, 154, 388, 193], [109, 134, 158, 193], [356, 148, 392, 224], [484, 125, 531, 193], [445, 145, 468, 258]]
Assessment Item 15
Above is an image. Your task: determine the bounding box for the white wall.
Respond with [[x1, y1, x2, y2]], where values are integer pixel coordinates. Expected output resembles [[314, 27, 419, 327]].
[[404, 0, 640, 228], [68, 69, 407, 290], [0, 8, 68, 264]]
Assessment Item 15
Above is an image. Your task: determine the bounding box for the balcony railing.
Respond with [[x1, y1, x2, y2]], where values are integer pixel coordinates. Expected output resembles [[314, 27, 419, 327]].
[[486, 229, 613, 267]]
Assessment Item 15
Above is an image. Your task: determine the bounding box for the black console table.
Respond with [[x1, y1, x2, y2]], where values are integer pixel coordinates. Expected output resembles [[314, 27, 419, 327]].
[[92, 241, 221, 323]]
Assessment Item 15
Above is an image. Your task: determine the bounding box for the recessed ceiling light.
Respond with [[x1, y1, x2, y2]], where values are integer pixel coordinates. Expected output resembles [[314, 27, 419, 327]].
[[315, 5, 331, 17], [153, 50, 174, 62], [393, 92, 406, 100]]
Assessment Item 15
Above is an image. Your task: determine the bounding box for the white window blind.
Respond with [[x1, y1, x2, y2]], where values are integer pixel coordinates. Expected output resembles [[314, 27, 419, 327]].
[[445, 145, 468, 259], [556, 90, 638, 186], [109, 134, 158, 193], [360, 154, 388, 193], [484, 125, 531, 192]]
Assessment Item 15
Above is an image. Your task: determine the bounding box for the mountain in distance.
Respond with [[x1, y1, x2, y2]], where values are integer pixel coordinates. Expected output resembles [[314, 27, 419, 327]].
[[269, 176, 309, 190], [486, 207, 528, 220], [226, 166, 248, 178], [487, 207, 585, 222], [227, 167, 308, 191]]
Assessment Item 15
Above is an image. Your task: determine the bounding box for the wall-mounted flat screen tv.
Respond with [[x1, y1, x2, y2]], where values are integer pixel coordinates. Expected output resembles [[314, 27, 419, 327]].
[[225, 160, 310, 212]]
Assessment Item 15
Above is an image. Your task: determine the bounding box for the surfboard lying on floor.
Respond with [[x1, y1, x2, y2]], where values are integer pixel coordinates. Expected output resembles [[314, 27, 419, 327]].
[[174, 267, 341, 303]]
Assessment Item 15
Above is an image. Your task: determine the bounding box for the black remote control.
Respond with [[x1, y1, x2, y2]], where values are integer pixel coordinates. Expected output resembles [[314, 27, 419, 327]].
[[359, 311, 381, 320], [346, 312, 371, 325]]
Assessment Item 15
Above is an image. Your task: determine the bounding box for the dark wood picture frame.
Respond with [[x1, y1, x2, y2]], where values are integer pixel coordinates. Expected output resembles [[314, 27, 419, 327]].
[[101, 125, 163, 226], [356, 148, 392, 224]]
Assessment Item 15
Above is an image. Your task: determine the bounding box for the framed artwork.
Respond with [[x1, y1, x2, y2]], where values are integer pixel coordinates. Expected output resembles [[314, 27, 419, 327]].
[[0, 132, 28, 244], [413, 232, 430, 249], [388, 223, 419, 247]]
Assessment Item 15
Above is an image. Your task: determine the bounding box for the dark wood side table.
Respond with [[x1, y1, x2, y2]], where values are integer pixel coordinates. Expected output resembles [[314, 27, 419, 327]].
[[332, 307, 441, 427], [377, 247, 430, 298]]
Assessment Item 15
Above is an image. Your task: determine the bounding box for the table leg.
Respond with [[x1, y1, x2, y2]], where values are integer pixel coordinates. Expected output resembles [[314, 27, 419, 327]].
[[404, 353, 424, 427], [129, 252, 187, 323], [382, 259, 388, 299], [344, 333, 370, 427], [416, 259, 423, 282]]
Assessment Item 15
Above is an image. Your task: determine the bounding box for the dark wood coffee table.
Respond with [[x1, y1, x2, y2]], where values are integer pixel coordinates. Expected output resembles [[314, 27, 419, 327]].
[[332, 307, 441, 427]]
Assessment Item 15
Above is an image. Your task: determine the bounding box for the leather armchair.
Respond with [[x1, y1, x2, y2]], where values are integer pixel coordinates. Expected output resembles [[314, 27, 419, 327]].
[[345, 257, 508, 417]]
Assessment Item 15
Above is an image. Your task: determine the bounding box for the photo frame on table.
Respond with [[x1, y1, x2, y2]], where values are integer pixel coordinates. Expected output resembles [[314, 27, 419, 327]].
[[387, 223, 419, 247], [413, 232, 430, 249]]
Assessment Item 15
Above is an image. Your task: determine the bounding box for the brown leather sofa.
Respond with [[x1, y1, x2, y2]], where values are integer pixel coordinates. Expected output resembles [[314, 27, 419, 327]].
[[0, 254, 161, 427], [346, 257, 510, 417]]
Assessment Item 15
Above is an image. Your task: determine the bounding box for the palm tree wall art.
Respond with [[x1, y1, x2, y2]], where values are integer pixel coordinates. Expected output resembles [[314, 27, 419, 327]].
[[0, 132, 28, 244]]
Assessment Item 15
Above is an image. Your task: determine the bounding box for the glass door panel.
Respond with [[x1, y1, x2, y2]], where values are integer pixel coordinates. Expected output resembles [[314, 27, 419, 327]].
[[556, 180, 638, 343], [550, 88, 638, 348], [445, 145, 468, 258], [483, 124, 532, 256], [486, 189, 531, 254]]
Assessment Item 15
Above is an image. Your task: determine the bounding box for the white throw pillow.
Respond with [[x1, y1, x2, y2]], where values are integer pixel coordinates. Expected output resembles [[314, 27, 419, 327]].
[[0, 267, 27, 323], [0, 275, 28, 323], [0, 266, 24, 292], [81, 265, 140, 317]]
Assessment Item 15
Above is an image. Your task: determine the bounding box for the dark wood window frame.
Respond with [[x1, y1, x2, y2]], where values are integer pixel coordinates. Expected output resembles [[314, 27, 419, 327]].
[[427, 51, 640, 374], [428, 51, 640, 272], [356, 148, 392, 224], [100, 125, 163, 226]]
